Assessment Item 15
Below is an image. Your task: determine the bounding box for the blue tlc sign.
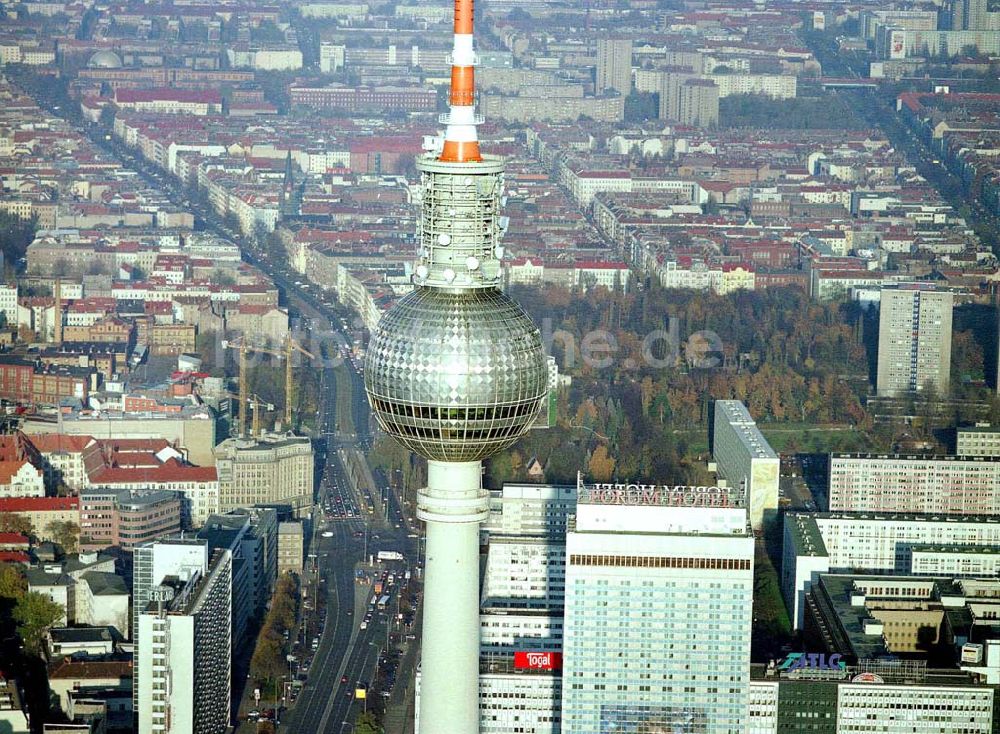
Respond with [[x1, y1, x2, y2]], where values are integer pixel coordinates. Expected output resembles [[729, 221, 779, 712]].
[[778, 653, 846, 672]]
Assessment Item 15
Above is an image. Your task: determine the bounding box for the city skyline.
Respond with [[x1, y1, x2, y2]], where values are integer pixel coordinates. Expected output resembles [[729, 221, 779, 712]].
[[2, 0, 1000, 732]]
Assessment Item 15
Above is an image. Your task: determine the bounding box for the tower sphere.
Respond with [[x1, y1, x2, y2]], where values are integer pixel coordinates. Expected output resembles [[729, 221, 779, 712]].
[[364, 286, 548, 463]]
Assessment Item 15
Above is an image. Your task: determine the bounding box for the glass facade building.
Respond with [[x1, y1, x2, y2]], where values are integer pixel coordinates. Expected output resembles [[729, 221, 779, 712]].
[[561, 484, 754, 733]]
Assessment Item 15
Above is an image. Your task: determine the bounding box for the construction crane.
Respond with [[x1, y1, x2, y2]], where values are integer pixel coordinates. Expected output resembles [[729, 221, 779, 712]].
[[248, 393, 273, 439], [221, 337, 316, 437], [281, 337, 315, 427]]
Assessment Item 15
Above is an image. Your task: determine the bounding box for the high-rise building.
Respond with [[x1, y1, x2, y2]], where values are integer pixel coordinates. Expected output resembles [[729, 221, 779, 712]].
[[198, 507, 278, 645], [659, 70, 701, 120], [561, 481, 754, 733], [782, 511, 1000, 628], [484, 483, 577, 538], [950, 0, 967, 29], [678, 78, 720, 128], [276, 520, 304, 574], [363, 2, 549, 729], [596, 39, 632, 94], [660, 75, 721, 128], [136, 547, 232, 734], [712, 400, 779, 530], [78, 488, 182, 552], [132, 538, 210, 712], [959, 0, 1000, 29], [828, 453, 1000, 515], [876, 285, 953, 397]]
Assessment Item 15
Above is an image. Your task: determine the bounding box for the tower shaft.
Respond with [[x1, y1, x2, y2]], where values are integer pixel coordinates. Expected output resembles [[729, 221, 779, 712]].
[[417, 460, 487, 734]]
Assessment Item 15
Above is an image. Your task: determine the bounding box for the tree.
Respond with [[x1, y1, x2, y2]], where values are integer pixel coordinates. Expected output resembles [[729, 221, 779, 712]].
[[0, 211, 39, 266], [46, 520, 80, 554], [624, 91, 659, 123], [14, 591, 63, 654], [719, 93, 865, 131], [250, 631, 284, 682], [98, 104, 115, 128], [951, 329, 985, 384], [0, 563, 26, 601], [51, 257, 72, 277], [212, 269, 236, 287], [355, 712, 381, 734], [587, 445, 615, 482], [0, 513, 33, 537]]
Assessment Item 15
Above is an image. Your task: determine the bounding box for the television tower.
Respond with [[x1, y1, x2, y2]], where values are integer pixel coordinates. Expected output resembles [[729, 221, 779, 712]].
[[363, 0, 549, 730]]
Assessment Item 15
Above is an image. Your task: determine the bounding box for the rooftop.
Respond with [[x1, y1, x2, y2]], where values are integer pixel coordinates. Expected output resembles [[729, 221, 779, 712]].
[[49, 626, 114, 644], [832, 453, 1000, 463], [786, 513, 827, 557]]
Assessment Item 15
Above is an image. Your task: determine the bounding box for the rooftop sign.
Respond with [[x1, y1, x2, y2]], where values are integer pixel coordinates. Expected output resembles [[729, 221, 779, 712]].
[[577, 475, 743, 508]]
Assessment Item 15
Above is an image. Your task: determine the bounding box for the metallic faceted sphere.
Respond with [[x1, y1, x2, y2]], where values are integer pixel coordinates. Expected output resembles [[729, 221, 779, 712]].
[[364, 286, 548, 462]]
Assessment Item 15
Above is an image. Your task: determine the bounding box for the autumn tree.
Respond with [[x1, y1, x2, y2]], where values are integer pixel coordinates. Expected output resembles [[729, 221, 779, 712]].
[[952, 329, 985, 382], [47, 520, 80, 554], [588, 445, 615, 482], [14, 591, 64, 654], [0, 563, 26, 601], [0, 513, 33, 537], [250, 572, 299, 684], [250, 630, 285, 682]]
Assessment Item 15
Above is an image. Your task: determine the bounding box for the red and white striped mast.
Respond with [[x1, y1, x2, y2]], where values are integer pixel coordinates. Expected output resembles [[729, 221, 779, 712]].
[[439, 0, 481, 164]]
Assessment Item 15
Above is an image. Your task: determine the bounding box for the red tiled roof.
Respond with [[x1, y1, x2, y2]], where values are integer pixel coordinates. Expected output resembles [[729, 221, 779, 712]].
[[575, 260, 628, 270], [0, 551, 29, 564], [89, 457, 216, 485], [48, 659, 133, 679], [0, 434, 38, 463], [0, 533, 29, 545], [27, 435, 96, 453], [0, 496, 79, 512], [575, 170, 630, 179]]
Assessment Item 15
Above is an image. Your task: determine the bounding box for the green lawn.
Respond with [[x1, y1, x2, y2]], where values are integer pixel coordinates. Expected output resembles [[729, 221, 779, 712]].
[[752, 540, 794, 660], [667, 423, 866, 456], [334, 364, 356, 436], [758, 423, 867, 453]]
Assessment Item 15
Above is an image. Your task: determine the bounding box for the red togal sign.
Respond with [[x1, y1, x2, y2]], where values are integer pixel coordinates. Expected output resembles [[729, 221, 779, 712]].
[[514, 652, 562, 671]]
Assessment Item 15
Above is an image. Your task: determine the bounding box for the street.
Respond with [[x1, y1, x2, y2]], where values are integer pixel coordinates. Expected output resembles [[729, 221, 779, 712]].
[[62, 110, 420, 733], [249, 245, 419, 733]]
